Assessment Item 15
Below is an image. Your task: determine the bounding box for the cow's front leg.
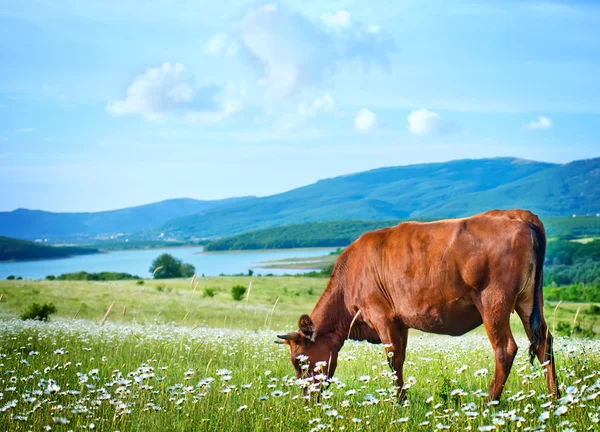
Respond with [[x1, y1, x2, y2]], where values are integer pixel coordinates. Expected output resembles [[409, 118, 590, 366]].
[[373, 320, 409, 400]]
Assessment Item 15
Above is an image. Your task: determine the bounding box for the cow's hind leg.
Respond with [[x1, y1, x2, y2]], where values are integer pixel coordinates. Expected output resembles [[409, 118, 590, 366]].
[[372, 320, 408, 400], [475, 291, 519, 401], [515, 302, 559, 397]]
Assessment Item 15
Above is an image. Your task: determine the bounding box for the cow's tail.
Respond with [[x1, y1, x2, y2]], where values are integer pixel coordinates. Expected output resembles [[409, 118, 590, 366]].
[[527, 219, 547, 364]]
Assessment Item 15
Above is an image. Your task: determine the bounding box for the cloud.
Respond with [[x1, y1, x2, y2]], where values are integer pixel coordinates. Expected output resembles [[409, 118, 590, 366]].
[[321, 11, 351, 30], [354, 109, 376, 133], [297, 93, 335, 117], [523, 115, 553, 130], [203, 33, 238, 57], [407, 109, 457, 136], [238, 3, 394, 98], [14, 128, 35, 133], [107, 62, 241, 122]]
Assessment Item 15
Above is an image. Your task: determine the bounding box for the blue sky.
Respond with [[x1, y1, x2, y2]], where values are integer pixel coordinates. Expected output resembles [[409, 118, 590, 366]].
[[1, 0, 599, 212]]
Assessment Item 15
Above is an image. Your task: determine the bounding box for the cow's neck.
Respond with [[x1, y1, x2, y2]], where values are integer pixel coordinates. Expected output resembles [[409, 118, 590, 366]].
[[310, 279, 351, 351]]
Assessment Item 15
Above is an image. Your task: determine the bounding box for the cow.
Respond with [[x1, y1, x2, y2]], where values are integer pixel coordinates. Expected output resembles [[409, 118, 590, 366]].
[[277, 209, 559, 401]]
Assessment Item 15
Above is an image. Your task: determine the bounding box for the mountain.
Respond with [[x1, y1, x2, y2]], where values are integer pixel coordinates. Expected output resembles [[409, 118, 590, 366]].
[[159, 157, 573, 238], [0, 236, 98, 262], [4, 157, 599, 241], [0, 197, 255, 240], [408, 158, 600, 217]]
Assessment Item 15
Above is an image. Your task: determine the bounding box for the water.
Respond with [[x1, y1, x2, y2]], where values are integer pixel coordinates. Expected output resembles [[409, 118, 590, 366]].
[[0, 247, 335, 280]]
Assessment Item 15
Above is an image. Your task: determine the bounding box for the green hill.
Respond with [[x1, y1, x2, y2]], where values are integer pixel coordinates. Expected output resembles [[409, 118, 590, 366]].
[[160, 157, 599, 238], [204, 216, 600, 251], [0, 236, 98, 262]]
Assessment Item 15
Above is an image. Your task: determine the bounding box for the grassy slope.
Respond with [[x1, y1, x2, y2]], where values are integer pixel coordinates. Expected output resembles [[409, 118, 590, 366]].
[[0, 278, 327, 329], [0, 278, 597, 333], [0, 236, 98, 262]]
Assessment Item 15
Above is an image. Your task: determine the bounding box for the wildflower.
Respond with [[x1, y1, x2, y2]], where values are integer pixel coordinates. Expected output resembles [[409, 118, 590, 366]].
[[478, 426, 494, 432], [271, 390, 283, 397], [538, 411, 550, 422], [474, 368, 488, 377], [237, 405, 248, 412], [456, 364, 467, 374], [45, 382, 61, 395], [554, 405, 568, 416]]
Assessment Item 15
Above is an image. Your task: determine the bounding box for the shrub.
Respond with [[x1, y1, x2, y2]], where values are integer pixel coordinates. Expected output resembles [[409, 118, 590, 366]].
[[231, 285, 247, 301], [21, 302, 57, 321], [136, 280, 145, 285], [155, 284, 172, 293], [203, 287, 216, 298], [16, 276, 23, 280], [150, 253, 196, 279], [45, 275, 56, 281], [7, 275, 15, 280]]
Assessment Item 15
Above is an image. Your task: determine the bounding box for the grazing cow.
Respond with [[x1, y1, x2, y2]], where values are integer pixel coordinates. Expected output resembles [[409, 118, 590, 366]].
[[278, 209, 558, 401]]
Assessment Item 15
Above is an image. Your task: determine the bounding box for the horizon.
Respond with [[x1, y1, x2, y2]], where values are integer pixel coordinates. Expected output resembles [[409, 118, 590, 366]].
[[2, 1, 600, 212]]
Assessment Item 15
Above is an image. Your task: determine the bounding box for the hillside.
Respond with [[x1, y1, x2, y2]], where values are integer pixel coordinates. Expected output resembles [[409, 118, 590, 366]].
[[0, 236, 98, 262], [204, 216, 600, 251], [415, 158, 600, 217], [0, 197, 255, 240], [160, 157, 599, 238], [203, 220, 404, 251], [3, 157, 599, 241]]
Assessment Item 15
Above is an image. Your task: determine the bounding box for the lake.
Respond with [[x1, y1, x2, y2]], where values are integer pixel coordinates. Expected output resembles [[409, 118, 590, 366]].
[[0, 247, 335, 280]]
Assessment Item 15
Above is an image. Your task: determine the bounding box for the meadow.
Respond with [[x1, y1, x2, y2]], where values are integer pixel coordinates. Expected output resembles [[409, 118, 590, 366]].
[[1, 277, 600, 431]]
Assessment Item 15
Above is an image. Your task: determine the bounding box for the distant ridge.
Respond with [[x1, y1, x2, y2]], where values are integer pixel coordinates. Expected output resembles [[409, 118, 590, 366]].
[[2, 157, 598, 240], [0, 196, 256, 240]]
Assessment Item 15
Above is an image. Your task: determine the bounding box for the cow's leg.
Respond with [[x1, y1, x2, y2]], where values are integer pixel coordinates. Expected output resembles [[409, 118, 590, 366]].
[[372, 320, 408, 400], [475, 293, 519, 401], [515, 303, 559, 397]]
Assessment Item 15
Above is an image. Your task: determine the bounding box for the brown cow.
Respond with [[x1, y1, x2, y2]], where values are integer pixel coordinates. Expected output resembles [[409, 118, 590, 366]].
[[278, 209, 558, 401]]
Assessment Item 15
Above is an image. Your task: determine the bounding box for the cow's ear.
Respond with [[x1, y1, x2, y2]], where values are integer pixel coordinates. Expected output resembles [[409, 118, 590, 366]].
[[277, 332, 301, 343], [298, 314, 316, 342]]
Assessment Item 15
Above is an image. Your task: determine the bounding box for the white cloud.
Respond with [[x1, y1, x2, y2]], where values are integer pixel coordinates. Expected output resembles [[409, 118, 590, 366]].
[[107, 62, 241, 123], [354, 109, 376, 133], [523, 115, 553, 130], [407, 108, 457, 136], [203, 33, 238, 57], [297, 93, 335, 117], [321, 11, 351, 29], [238, 4, 394, 98]]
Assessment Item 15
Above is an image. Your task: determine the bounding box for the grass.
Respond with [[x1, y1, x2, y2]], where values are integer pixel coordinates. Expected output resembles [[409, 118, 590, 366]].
[[1, 278, 600, 431], [0, 277, 327, 329], [258, 254, 338, 270], [1, 278, 598, 332]]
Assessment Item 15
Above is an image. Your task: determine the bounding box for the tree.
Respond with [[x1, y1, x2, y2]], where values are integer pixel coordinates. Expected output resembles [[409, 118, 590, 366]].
[[149, 253, 196, 279], [180, 263, 196, 278]]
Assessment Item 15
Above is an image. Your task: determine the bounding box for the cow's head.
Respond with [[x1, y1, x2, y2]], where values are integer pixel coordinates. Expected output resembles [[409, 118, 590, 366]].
[[277, 314, 338, 380]]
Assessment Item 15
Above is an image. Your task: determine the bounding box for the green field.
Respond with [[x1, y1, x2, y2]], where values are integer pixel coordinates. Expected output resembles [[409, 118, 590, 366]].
[[1, 278, 600, 431]]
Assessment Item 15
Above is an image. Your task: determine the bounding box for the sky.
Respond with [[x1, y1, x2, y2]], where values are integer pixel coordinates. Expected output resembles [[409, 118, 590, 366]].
[[1, 0, 599, 212]]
